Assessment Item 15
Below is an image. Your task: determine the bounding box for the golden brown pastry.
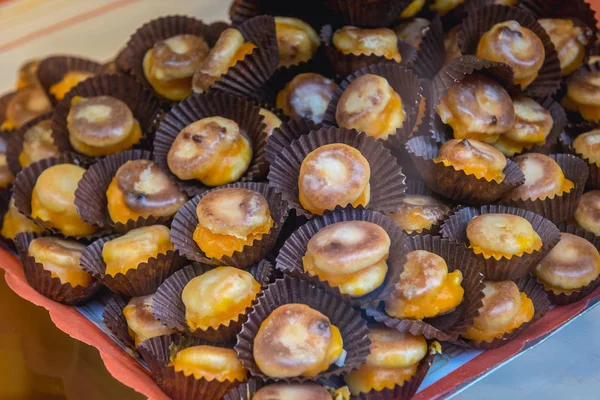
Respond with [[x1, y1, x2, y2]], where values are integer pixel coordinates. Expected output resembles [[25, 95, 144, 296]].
[[1, 197, 43, 239], [336, 74, 406, 140], [276, 73, 337, 123], [430, 0, 464, 16], [302, 221, 390, 297], [400, 0, 426, 19], [253, 304, 343, 378], [388, 195, 450, 234], [345, 327, 427, 395], [193, 188, 274, 259], [28, 237, 91, 287], [436, 75, 515, 143], [534, 233, 600, 294], [167, 116, 252, 186], [16, 59, 40, 89], [143, 34, 209, 100], [275, 17, 320, 67], [444, 26, 462, 65], [181, 266, 261, 330], [467, 213, 542, 259], [253, 384, 332, 400], [1, 86, 52, 130], [539, 19, 590, 76], [259, 108, 283, 137], [394, 18, 430, 49], [49, 71, 95, 101], [476, 21, 545, 88], [0, 136, 13, 189], [18, 119, 61, 167], [566, 71, 600, 122], [31, 163, 97, 236], [573, 129, 600, 165], [504, 153, 574, 201], [192, 28, 255, 94], [385, 250, 464, 319], [333, 26, 401, 62], [122, 295, 176, 346], [298, 143, 371, 215], [573, 190, 600, 235], [170, 345, 247, 381], [66, 96, 142, 157], [106, 159, 188, 224], [434, 139, 507, 182], [102, 225, 173, 276], [463, 280, 534, 342]]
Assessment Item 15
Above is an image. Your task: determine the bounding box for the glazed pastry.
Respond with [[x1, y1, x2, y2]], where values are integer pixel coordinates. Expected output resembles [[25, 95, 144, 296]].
[[385, 250, 464, 319], [276, 73, 337, 123], [253, 304, 343, 378], [253, 384, 332, 400], [573, 129, 600, 165], [336, 74, 406, 140], [467, 213, 542, 259], [181, 266, 261, 330], [16, 59, 40, 89], [434, 139, 507, 182], [18, 119, 61, 167], [463, 280, 534, 342], [573, 190, 600, 235], [400, 0, 426, 19], [0, 136, 13, 189], [430, 0, 464, 16], [106, 159, 188, 224], [170, 345, 247, 381], [31, 163, 97, 236], [192, 28, 255, 94], [565, 71, 600, 122], [143, 34, 209, 100], [476, 21, 545, 88], [259, 108, 282, 137], [1, 86, 52, 130], [302, 221, 390, 297], [494, 97, 553, 156], [122, 295, 176, 346], [193, 188, 274, 259], [444, 26, 462, 65], [49, 71, 95, 101], [387, 195, 450, 234], [333, 26, 401, 62], [1, 197, 43, 239], [298, 143, 371, 215], [275, 17, 320, 67], [28, 237, 91, 287], [167, 116, 252, 186], [503, 153, 574, 201], [539, 19, 590, 76], [102, 225, 173, 276], [345, 327, 427, 395], [394, 18, 430, 49], [66, 96, 142, 157], [436, 75, 515, 143], [534, 233, 600, 294]]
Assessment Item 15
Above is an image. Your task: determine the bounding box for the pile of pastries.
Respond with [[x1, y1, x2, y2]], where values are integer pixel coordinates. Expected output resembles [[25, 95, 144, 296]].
[[2, 0, 600, 398]]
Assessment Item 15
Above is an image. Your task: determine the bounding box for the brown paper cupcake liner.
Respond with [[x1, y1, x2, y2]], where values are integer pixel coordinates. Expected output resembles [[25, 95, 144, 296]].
[[235, 275, 371, 382], [404, 135, 525, 205], [0, 189, 14, 250], [560, 122, 600, 189], [102, 294, 137, 351], [229, 0, 330, 28], [138, 334, 242, 400], [170, 182, 287, 268], [321, 25, 417, 78], [268, 126, 407, 219], [37, 55, 104, 105], [74, 149, 174, 232], [364, 235, 485, 342], [79, 233, 185, 297], [440, 205, 561, 281], [5, 112, 54, 176], [501, 154, 588, 224], [324, 0, 412, 28], [409, 15, 445, 80], [50, 74, 162, 155], [14, 232, 101, 305], [0, 91, 16, 130], [322, 62, 424, 149], [519, 0, 598, 38], [152, 92, 269, 196], [151, 260, 273, 342], [458, 274, 551, 350], [222, 379, 264, 400], [266, 118, 322, 164], [457, 4, 562, 97], [276, 206, 409, 307]]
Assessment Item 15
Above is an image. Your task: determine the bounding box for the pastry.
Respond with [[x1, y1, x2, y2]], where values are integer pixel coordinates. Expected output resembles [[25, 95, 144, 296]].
[[28, 236, 91, 287], [394, 18, 430, 49], [476, 21, 545, 88], [253, 384, 332, 400], [565, 71, 600, 122], [436, 75, 515, 143], [181, 266, 261, 330], [193, 188, 274, 259], [400, 0, 426, 19], [276, 73, 337, 123], [143, 34, 209, 100], [434, 139, 507, 182], [106, 159, 188, 224], [333, 26, 401, 62], [1, 86, 52, 130], [444, 26, 462, 65], [573, 190, 600, 235], [122, 294, 176, 346], [50, 71, 95, 101], [302, 220, 391, 297], [430, 0, 464, 16], [170, 345, 247, 381], [16, 59, 40, 89], [463, 280, 534, 342], [387, 195, 450, 234], [253, 304, 343, 378], [298, 143, 371, 215], [167, 116, 252, 186], [66, 96, 142, 157], [275, 17, 320, 67], [18, 119, 61, 167], [538, 19, 590, 76], [258, 108, 282, 137], [336, 74, 406, 140], [573, 129, 600, 165], [1, 197, 43, 239]]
